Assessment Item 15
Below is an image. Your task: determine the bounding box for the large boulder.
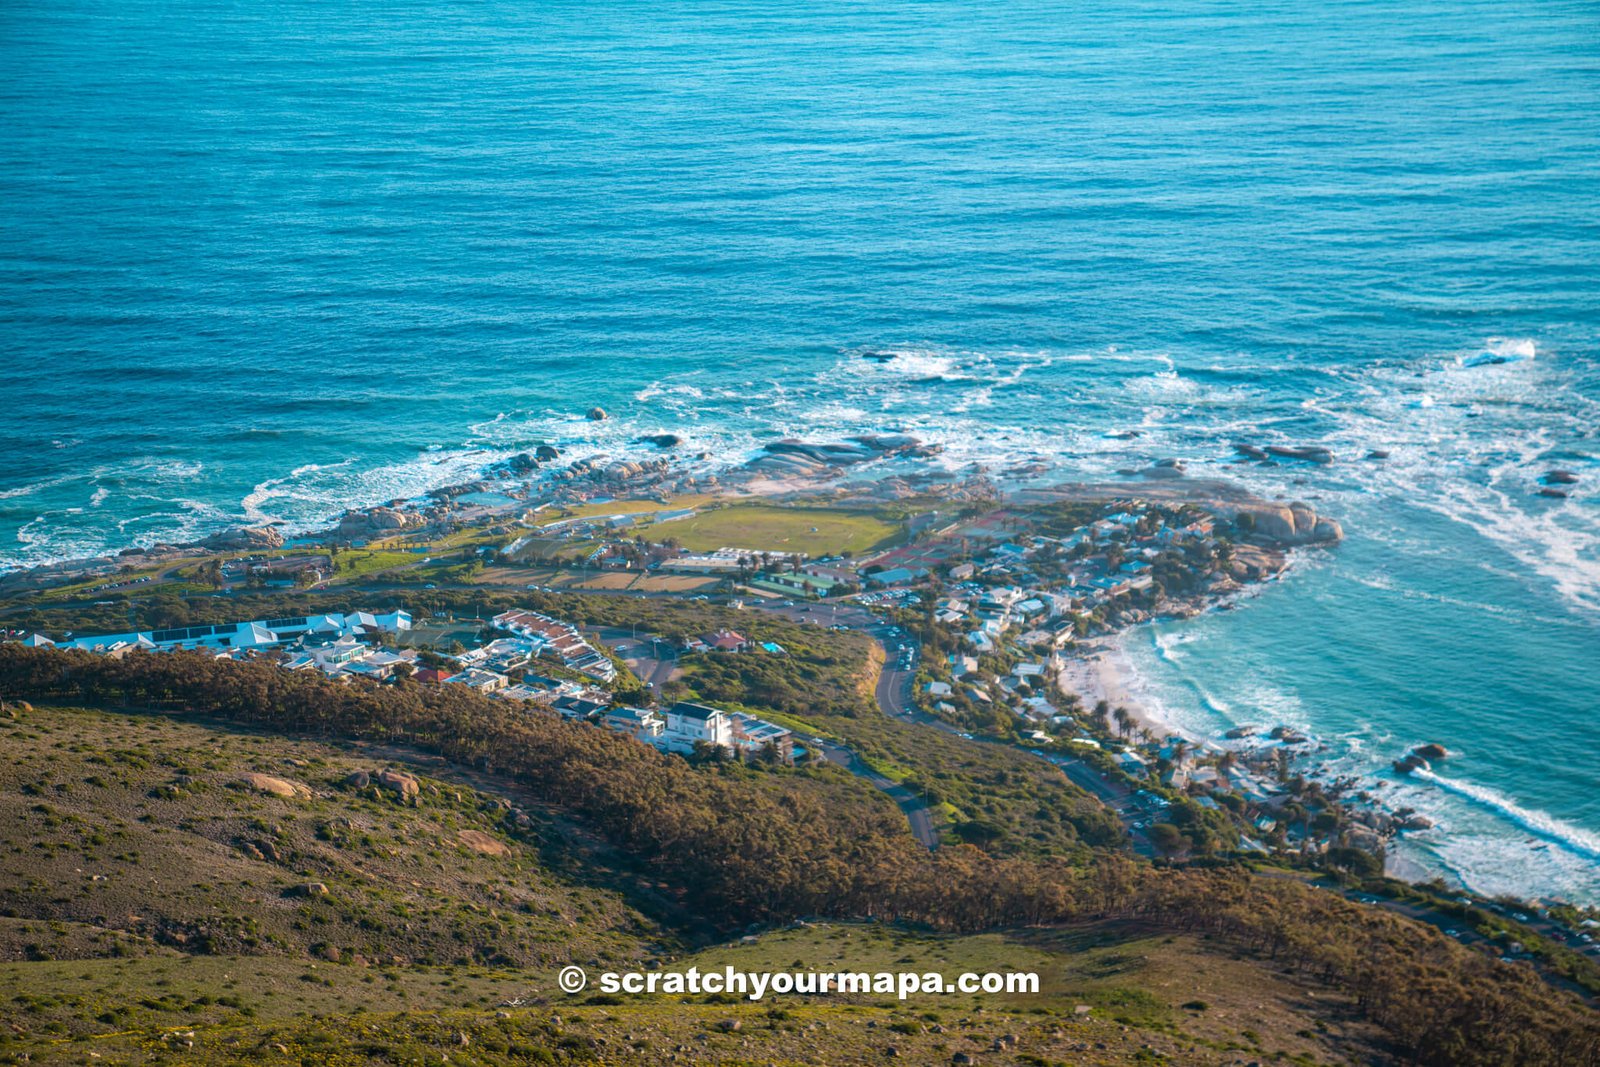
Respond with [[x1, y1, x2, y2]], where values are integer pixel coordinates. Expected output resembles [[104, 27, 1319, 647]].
[[1226, 501, 1342, 545], [586, 406, 609, 421], [376, 769, 420, 805], [198, 526, 284, 552], [238, 772, 311, 799], [337, 507, 418, 538], [635, 433, 684, 449]]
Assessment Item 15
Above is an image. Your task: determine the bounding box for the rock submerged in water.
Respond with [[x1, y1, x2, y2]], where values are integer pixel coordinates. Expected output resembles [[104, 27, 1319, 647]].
[[1232, 442, 1269, 460], [535, 444, 561, 461], [1366, 449, 1391, 460], [1394, 742, 1449, 774], [1538, 488, 1569, 499], [634, 433, 684, 449], [1543, 469, 1579, 485], [1393, 752, 1430, 775], [586, 406, 608, 421], [1141, 462, 1186, 480], [1264, 444, 1334, 464], [744, 435, 940, 477]]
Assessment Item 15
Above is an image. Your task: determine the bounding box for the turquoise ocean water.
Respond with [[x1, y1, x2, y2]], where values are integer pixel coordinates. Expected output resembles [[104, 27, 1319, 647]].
[[3, 0, 1598, 899]]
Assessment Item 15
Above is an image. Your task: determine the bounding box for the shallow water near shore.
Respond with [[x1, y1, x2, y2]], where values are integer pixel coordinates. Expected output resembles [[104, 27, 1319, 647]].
[[4, 0, 1599, 900]]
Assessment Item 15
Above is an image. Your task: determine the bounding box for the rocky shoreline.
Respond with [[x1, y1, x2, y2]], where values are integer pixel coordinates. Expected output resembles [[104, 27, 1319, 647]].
[[0, 430, 1344, 605]]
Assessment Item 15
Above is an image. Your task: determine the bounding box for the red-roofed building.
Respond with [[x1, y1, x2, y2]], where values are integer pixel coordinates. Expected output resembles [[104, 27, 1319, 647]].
[[702, 629, 749, 652]]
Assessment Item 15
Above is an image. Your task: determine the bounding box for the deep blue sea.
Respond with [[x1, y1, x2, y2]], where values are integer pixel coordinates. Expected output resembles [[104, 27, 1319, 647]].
[[3, 0, 1598, 900]]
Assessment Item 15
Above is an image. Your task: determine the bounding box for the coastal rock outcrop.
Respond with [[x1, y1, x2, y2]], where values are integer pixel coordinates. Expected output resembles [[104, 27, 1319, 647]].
[[535, 444, 562, 462], [489, 452, 539, 476], [336, 507, 420, 539], [1393, 743, 1448, 775], [197, 526, 284, 552], [1393, 753, 1429, 775], [1223, 501, 1343, 546], [586, 407, 609, 421]]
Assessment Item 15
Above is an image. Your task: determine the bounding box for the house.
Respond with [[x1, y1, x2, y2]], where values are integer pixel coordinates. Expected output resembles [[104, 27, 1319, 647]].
[[19, 633, 54, 648], [662, 701, 734, 751], [926, 681, 953, 697], [499, 682, 556, 704], [949, 562, 976, 580], [702, 630, 748, 652], [310, 637, 371, 670], [491, 608, 615, 681], [730, 712, 794, 761], [604, 706, 665, 739], [553, 695, 607, 720], [458, 638, 535, 672], [1115, 750, 1148, 775], [414, 667, 454, 684], [444, 668, 509, 694]]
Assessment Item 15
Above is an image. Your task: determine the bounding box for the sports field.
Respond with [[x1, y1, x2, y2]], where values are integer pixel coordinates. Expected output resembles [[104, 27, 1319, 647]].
[[649, 504, 902, 557]]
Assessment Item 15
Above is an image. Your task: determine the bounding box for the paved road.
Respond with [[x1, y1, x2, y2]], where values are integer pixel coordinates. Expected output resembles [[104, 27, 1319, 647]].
[[746, 600, 1161, 853], [813, 738, 939, 848]]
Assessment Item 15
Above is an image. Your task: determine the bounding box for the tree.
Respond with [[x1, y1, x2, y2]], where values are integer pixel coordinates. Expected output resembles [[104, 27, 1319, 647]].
[[1112, 705, 1132, 738], [1149, 822, 1186, 854]]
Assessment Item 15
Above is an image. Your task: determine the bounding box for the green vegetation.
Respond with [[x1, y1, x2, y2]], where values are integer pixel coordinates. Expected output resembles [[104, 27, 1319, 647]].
[[648, 503, 903, 557], [3, 646, 1597, 1066], [2, 579, 1598, 1065]]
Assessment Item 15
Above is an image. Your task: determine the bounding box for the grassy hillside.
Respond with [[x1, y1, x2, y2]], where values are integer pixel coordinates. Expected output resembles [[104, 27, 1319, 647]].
[[0, 707, 660, 972], [1, 600, 1597, 1065], [0, 706, 1396, 1067]]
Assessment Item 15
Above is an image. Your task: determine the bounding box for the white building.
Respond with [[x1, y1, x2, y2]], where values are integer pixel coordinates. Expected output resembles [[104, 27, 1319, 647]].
[[57, 610, 411, 655], [659, 701, 733, 753]]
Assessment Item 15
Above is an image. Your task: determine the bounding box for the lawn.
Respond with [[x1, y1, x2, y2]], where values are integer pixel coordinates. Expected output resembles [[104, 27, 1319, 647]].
[[649, 504, 902, 557]]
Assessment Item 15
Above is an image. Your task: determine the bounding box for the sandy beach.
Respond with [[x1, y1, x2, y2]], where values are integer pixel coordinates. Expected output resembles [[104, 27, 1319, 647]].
[[1055, 638, 1194, 743]]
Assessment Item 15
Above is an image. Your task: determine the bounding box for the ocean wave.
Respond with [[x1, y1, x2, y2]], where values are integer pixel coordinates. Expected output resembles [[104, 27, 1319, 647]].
[[1411, 768, 1600, 863]]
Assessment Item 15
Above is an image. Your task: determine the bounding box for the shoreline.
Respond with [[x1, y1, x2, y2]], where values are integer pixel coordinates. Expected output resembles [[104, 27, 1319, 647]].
[[1054, 635, 1192, 744]]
